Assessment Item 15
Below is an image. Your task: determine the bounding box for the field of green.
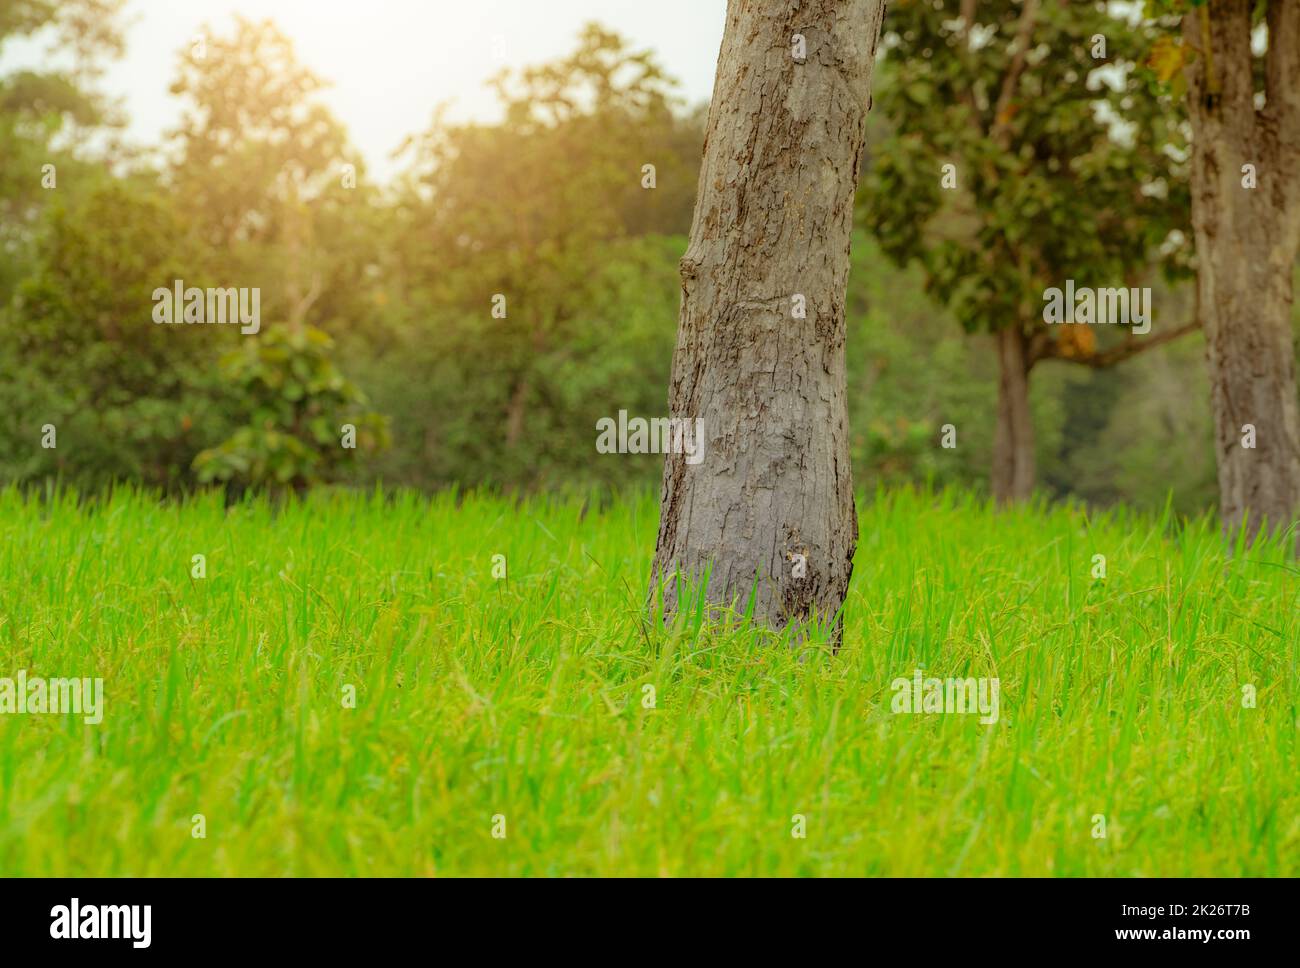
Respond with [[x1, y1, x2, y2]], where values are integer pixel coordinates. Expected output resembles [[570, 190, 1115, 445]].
[[0, 486, 1296, 876]]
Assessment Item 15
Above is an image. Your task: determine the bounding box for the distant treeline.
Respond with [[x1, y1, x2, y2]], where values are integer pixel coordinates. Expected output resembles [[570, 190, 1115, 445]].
[[0, 8, 1262, 515]]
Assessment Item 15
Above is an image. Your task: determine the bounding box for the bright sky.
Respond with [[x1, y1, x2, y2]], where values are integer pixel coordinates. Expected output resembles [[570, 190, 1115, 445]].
[[3, 0, 727, 181]]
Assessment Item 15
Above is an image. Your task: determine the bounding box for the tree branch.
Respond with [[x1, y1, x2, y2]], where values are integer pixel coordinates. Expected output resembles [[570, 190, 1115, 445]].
[[960, 0, 977, 36], [990, 0, 1040, 149], [1042, 319, 1201, 369]]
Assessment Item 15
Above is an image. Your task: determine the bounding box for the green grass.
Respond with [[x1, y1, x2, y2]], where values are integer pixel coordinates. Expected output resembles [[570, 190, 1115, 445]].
[[0, 485, 1296, 876]]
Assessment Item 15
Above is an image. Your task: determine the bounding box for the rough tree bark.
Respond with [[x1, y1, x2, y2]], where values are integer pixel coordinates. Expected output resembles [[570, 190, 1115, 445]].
[[991, 325, 1034, 505], [1184, 0, 1300, 552], [648, 0, 886, 640]]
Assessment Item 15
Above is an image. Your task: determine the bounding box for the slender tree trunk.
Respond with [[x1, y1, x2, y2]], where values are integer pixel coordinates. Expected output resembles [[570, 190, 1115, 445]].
[[504, 372, 530, 448], [648, 0, 886, 640], [991, 325, 1035, 505], [1184, 0, 1300, 552], [505, 322, 544, 448]]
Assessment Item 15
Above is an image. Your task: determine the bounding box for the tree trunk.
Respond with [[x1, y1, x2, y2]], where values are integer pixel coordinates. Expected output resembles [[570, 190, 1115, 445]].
[[1184, 0, 1300, 553], [991, 326, 1035, 505], [504, 371, 530, 448], [648, 0, 886, 641]]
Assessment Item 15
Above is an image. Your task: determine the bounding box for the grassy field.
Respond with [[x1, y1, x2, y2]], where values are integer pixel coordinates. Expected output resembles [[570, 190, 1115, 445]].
[[0, 485, 1296, 876]]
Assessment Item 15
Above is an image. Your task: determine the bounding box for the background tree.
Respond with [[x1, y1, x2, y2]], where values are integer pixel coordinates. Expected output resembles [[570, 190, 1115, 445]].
[[165, 18, 389, 491], [0, 178, 232, 489], [1149, 0, 1300, 551], [384, 24, 700, 490], [649, 0, 887, 641], [862, 0, 1195, 503], [0, 0, 125, 303], [0, 1, 212, 488], [166, 17, 372, 335]]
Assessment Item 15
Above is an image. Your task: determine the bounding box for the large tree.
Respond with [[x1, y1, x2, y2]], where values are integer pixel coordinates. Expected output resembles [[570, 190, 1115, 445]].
[[648, 0, 887, 641], [1171, 0, 1300, 551]]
